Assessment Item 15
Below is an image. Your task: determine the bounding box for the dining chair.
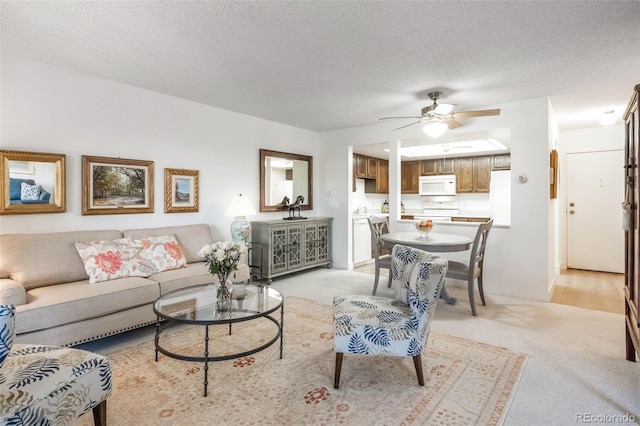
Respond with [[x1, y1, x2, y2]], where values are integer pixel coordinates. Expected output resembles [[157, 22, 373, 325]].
[[446, 219, 494, 316], [367, 215, 392, 295], [333, 244, 448, 388]]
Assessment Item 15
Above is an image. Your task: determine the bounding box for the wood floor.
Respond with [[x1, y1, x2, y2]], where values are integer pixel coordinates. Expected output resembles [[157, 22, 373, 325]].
[[550, 268, 624, 314], [354, 262, 625, 314]]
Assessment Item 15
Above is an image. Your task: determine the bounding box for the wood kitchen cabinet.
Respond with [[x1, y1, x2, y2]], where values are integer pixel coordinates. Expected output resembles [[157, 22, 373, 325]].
[[455, 156, 491, 193], [420, 158, 455, 176], [375, 159, 389, 193], [354, 154, 377, 179], [623, 84, 640, 362], [401, 160, 420, 194]]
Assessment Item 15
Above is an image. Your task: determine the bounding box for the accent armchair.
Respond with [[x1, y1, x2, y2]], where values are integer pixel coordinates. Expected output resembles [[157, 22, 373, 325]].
[[0, 305, 112, 425], [333, 244, 448, 388]]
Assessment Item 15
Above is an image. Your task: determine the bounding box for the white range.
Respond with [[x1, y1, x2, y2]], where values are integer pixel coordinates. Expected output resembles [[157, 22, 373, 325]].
[[414, 201, 460, 222]]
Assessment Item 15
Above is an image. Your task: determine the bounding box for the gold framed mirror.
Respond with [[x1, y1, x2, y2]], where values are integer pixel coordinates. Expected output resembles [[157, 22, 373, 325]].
[[260, 149, 313, 212], [0, 150, 66, 215]]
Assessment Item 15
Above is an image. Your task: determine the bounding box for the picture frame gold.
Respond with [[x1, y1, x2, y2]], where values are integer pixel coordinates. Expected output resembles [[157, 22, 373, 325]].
[[0, 150, 66, 215], [164, 168, 199, 213], [82, 155, 154, 215]]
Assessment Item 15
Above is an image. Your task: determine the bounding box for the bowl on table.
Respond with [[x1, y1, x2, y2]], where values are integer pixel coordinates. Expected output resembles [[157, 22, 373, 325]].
[[415, 219, 433, 239]]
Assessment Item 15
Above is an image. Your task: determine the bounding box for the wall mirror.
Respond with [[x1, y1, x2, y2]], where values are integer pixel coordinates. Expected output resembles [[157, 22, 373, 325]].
[[260, 149, 313, 212], [0, 150, 66, 215]]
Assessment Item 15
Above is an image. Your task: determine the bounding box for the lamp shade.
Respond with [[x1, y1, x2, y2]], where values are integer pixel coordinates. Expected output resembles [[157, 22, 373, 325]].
[[225, 194, 256, 217], [226, 194, 256, 244], [423, 121, 448, 138]]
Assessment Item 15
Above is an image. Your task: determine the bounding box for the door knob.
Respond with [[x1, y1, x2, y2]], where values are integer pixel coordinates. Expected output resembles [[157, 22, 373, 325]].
[[569, 202, 575, 207], [569, 210, 575, 214]]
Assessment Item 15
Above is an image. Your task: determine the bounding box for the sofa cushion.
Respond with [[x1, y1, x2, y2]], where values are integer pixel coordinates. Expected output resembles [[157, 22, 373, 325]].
[[0, 230, 123, 290], [123, 224, 213, 263], [20, 182, 41, 200], [15, 277, 159, 335], [74, 238, 151, 284], [127, 235, 188, 273]]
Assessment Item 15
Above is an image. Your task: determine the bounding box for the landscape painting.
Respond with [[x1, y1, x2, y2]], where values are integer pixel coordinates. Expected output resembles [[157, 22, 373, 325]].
[[164, 168, 199, 213], [82, 155, 154, 215]]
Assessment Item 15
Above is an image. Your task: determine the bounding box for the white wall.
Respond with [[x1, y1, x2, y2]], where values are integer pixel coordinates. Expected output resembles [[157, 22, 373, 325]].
[[0, 57, 321, 239], [319, 97, 555, 301]]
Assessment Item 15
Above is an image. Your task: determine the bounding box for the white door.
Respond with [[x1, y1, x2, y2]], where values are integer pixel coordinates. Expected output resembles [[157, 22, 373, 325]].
[[566, 150, 624, 273]]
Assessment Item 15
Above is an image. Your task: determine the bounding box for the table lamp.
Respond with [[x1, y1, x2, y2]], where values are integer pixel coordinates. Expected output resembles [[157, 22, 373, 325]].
[[225, 193, 257, 244]]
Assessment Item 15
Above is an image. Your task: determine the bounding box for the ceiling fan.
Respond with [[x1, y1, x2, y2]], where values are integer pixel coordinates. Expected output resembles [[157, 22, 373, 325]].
[[379, 91, 501, 136]]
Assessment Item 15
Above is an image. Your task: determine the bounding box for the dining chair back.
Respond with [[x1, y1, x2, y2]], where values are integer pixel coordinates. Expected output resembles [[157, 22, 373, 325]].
[[367, 215, 392, 295], [445, 219, 493, 315], [333, 244, 448, 388]]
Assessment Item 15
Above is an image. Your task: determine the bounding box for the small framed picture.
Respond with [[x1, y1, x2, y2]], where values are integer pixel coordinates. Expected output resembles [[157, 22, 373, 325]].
[[82, 155, 154, 215], [164, 168, 199, 213]]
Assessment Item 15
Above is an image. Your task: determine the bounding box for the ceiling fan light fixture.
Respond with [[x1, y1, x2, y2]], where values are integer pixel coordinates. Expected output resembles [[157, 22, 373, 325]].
[[422, 121, 448, 137]]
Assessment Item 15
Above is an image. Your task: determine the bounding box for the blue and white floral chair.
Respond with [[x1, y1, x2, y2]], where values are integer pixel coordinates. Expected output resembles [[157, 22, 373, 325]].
[[333, 244, 448, 388], [0, 305, 112, 425]]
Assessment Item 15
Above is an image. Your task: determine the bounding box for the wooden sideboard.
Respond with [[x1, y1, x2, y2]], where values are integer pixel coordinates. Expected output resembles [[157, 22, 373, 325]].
[[624, 84, 640, 362], [250, 217, 332, 284]]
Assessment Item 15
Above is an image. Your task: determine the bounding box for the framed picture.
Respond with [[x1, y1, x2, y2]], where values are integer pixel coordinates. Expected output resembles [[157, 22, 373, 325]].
[[9, 160, 35, 174], [164, 168, 199, 213], [82, 155, 154, 215]]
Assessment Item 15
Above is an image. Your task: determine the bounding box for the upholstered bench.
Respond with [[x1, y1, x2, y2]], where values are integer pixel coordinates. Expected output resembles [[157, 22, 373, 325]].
[[0, 305, 112, 425]]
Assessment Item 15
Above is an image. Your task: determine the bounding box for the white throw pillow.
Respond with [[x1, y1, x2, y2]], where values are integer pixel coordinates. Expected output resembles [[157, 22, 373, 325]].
[[20, 182, 41, 200]]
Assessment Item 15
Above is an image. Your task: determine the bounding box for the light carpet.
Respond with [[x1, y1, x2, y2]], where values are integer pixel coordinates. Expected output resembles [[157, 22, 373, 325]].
[[76, 297, 527, 425]]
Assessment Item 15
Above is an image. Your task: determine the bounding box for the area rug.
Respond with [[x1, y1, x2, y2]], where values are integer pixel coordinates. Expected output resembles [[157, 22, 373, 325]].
[[76, 297, 527, 425]]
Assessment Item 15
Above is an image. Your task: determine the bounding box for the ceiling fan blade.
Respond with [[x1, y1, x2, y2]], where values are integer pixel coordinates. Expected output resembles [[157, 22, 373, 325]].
[[451, 109, 501, 118], [393, 121, 422, 131], [379, 116, 423, 120], [445, 119, 463, 129]]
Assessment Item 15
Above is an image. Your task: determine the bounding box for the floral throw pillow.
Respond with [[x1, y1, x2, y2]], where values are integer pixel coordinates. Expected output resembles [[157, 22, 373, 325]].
[[20, 182, 41, 200], [74, 239, 149, 284], [0, 305, 15, 368], [127, 235, 187, 274]]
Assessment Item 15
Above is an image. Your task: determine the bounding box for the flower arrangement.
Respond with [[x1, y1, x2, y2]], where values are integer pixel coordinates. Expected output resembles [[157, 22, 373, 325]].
[[198, 241, 247, 297]]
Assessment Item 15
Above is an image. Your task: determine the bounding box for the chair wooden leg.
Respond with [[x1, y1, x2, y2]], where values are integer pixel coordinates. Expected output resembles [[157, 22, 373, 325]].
[[468, 279, 477, 316], [334, 352, 344, 389], [386, 268, 392, 288], [93, 400, 107, 426], [372, 262, 380, 295], [412, 355, 425, 386], [478, 273, 486, 306]]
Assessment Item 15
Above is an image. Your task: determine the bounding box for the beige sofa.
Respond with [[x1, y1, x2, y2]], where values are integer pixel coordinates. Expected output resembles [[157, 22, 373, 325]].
[[0, 224, 249, 347]]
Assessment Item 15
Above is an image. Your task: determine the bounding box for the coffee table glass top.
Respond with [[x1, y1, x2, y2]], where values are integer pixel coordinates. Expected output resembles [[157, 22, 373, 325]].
[[153, 283, 283, 324]]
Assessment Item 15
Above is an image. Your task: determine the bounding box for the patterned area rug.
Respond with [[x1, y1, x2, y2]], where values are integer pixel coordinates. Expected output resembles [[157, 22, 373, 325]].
[[76, 297, 527, 425]]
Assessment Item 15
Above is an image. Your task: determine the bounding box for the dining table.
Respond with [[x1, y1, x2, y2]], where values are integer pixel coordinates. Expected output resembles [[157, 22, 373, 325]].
[[380, 231, 474, 305]]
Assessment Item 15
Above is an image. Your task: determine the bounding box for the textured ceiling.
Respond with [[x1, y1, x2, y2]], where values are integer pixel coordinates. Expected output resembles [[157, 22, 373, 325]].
[[2, 1, 639, 132]]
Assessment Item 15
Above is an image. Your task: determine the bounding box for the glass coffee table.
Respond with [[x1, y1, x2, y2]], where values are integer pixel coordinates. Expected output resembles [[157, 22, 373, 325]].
[[153, 283, 284, 396]]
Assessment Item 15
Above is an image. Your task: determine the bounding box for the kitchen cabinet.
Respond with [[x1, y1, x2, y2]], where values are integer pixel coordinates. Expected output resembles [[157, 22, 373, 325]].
[[455, 156, 491, 193], [355, 154, 377, 179], [420, 158, 455, 176], [251, 217, 332, 284], [452, 216, 491, 223], [492, 155, 511, 170], [401, 161, 420, 194], [623, 83, 640, 362], [375, 159, 389, 193]]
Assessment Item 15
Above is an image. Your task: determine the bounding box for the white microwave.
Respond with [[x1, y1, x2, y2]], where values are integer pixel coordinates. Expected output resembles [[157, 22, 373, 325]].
[[418, 175, 457, 196]]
